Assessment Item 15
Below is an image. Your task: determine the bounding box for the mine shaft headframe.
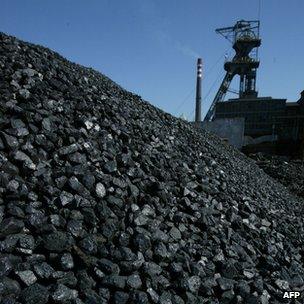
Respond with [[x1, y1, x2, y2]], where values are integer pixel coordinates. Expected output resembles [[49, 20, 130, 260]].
[[204, 20, 261, 121], [215, 19, 261, 99], [215, 20, 260, 44]]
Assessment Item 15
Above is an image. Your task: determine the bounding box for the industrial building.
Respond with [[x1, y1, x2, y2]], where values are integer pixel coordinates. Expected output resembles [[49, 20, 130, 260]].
[[197, 20, 304, 156]]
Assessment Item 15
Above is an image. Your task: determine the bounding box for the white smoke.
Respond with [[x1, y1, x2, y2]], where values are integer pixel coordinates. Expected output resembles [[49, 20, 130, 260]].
[[175, 41, 201, 59], [135, 0, 200, 59], [157, 30, 200, 59]]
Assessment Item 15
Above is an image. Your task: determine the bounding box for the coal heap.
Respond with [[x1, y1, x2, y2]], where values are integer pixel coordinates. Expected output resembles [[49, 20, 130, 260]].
[[0, 33, 303, 304], [250, 153, 304, 199]]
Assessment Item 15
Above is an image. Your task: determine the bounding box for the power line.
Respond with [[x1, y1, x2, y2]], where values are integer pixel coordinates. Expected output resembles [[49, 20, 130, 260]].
[[204, 71, 226, 101], [175, 48, 231, 115], [204, 48, 231, 76], [258, 0, 262, 20], [174, 88, 195, 114], [186, 70, 225, 121]]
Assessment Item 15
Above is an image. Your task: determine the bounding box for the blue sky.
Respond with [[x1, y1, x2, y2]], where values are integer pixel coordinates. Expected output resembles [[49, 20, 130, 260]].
[[1, 0, 303, 120]]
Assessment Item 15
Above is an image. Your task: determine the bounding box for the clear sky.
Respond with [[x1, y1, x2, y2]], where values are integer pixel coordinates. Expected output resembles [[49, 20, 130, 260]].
[[1, 0, 303, 120]]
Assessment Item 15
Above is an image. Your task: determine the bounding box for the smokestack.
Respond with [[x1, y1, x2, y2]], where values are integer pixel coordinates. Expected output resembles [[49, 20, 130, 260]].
[[195, 58, 202, 126]]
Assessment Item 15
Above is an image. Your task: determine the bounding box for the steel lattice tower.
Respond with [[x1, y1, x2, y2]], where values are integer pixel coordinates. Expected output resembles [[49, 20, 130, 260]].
[[205, 20, 261, 121]]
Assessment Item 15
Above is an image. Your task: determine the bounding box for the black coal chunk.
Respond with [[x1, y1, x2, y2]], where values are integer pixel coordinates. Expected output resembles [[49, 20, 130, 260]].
[[0, 217, 24, 236], [20, 283, 49, 304], [43, 231, 74, 252]]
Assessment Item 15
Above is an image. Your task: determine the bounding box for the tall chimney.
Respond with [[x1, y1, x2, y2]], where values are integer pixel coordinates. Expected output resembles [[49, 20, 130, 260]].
[[195, 58, 202, 126]]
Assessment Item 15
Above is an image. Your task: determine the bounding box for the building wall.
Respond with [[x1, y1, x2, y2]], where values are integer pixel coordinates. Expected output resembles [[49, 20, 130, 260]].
[[214, 96, 304, 143], [278, 103, 304, 141], [215, 98, 286, 137], [202, 117, 245, 149]]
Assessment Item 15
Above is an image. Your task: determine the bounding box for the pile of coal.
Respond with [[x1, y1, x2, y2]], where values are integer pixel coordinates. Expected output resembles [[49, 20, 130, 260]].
[[0, 32, 304, 304], [250, 153, 304, 199]]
